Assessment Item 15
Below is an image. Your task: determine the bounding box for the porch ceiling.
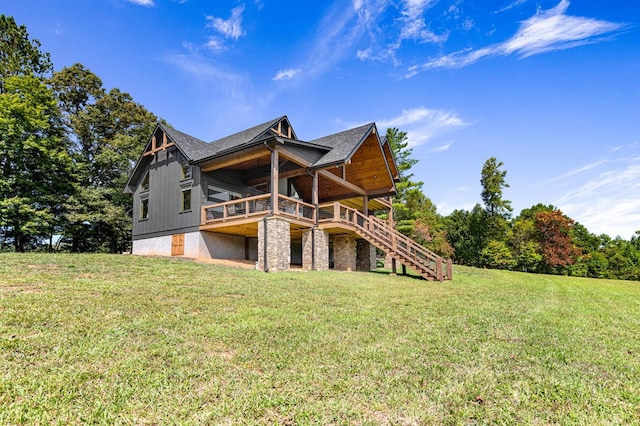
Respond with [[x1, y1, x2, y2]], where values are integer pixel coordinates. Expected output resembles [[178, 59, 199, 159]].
[[198, 140, 394, 209]]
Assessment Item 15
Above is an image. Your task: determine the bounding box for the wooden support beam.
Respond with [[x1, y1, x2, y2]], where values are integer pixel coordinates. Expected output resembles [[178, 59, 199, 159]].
[[271, 148, 279, 214], [246, 167, 308, 186], [312, 171, 319, 225], [318, 170, 366, 196], [199, 148, 268, 172]]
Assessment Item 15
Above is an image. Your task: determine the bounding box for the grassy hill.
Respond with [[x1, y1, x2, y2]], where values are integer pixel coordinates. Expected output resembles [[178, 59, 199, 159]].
[[1, 253, 638, 424]]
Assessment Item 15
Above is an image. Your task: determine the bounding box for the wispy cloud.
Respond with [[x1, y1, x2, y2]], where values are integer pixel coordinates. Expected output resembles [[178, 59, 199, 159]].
[[163, 54, 250, 107], [357, 0, 446, 64], [406, 0, 625, 77], [493, 0, 527, 15], [127, 0, 154, 6], [272, 68, 301, 81], [399, 0, 446, 44], [377, 107, 469, 147], [274, 0, 387, 79], [206, 5, 246, 40], [432, 142, 453, 152], [548, 154, 640, 238]]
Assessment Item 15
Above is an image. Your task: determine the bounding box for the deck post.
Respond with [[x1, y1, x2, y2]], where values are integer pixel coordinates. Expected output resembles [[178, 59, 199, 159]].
[[270, 148, 279, 214], [312, 171, 319, 225]]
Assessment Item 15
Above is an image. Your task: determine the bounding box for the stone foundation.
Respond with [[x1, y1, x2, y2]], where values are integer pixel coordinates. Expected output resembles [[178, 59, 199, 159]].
[[333, 235, 356, 271], [257, 216, 290, 272], [356, 239, 377, 271], [302, 228, 329, 270]]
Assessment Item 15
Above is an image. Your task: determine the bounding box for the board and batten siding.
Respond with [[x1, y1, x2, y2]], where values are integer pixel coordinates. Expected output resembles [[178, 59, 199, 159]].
[[132, 148, 202, 240]]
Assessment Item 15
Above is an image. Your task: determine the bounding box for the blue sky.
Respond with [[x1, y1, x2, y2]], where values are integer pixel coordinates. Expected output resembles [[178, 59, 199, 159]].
[[5, 0, 640, 238]]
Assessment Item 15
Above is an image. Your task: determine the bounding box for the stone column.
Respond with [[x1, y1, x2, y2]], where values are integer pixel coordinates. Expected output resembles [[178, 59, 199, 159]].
[[384, 253, 393, 269], [356, 239, 377, 271], [257, 216, 290, 272], [302, 228, 329, 271], [333, 235, 356, 271]]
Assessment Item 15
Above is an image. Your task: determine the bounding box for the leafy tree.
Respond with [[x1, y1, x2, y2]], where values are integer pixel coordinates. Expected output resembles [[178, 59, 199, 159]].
[[0, 75, 72, 251], [481, 240, 515, 269], [51, 65, 157, 252], [445, 204, 487, 266], [535, 209, 581, 272], [515, 241, 543, 273], [0, 15, 52, 92], [509, 215, 542, 272]]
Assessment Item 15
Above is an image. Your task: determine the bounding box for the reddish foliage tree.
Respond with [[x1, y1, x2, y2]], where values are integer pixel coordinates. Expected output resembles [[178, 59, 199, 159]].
[[535, 210, 582, 269]]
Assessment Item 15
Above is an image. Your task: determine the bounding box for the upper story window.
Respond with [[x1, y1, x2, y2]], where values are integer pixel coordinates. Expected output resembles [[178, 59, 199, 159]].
[[140, 198, 149, 220], [181, 163, 192, 180], [181, 188, 192, 212], [141, 172, 150, 191]]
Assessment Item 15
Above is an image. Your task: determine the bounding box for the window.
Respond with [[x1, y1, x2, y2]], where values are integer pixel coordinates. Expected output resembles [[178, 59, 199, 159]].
[[141, 172, 149, 191], [140, 198, 149, 220], [181, 188, 191, 212], [181, 163, 192, 180]]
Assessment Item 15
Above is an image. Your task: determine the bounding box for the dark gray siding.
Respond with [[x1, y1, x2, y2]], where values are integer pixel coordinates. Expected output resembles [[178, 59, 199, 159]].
[[132, 148, 202, 239]]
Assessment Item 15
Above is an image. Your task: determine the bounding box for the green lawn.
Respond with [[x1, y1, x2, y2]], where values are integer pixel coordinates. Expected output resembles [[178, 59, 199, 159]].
[[1, 253, 638, 425]]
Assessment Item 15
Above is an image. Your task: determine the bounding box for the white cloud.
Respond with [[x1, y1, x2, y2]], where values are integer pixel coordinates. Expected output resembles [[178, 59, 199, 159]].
[[549, 155, 640, 239], [272, 68, 301, 81], [204, 37, 226, 52], [127, 0, 154, 6], [493, 0, 527, 14], [432, 142, 453, 152], [356, 0, 446, 64], [406, 0, 625, 76], [377, 107, 469, 147], [398, 0, 445, 44], [163, 54, 250, 107], [207, 5, 246, 40], [283, 0, 387, 78]]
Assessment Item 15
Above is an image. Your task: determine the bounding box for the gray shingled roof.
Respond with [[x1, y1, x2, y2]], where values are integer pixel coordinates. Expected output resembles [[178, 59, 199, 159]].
[[308, 123, 375, 168], [160, 124, 211, 161], [198, 116, 285, 160], [161, 117, 374, 168]]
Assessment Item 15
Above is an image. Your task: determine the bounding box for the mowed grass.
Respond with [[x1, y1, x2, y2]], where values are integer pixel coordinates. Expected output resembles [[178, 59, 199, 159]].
[[0, 254, 638, 425]]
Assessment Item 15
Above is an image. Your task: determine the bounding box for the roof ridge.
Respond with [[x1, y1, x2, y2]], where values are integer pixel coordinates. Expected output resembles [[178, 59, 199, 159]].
[[209, 115, 286, 145]]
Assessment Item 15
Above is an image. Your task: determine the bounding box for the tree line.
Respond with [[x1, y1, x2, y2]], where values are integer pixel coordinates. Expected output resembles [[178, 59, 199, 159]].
[[386, 129, 640, 281], [0, 15, 157, 252], [2, 16, 639, 281]]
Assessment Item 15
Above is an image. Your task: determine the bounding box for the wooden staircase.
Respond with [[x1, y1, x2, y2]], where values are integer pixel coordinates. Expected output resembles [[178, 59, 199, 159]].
[[319, 203, 453, 281]]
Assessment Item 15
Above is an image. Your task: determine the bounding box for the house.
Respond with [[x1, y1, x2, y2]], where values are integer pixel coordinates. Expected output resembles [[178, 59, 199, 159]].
[[124, 116, 452, 281]]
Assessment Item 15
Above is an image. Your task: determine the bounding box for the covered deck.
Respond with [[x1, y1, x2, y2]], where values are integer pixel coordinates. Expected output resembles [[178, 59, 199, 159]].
[[199, 193, 391, 238]]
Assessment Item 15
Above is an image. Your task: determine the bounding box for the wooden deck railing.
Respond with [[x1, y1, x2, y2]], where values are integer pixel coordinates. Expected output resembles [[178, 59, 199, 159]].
[[201, 194, 316, 225], [319, 202, 453, 281], [201, 194, 452, 281]]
